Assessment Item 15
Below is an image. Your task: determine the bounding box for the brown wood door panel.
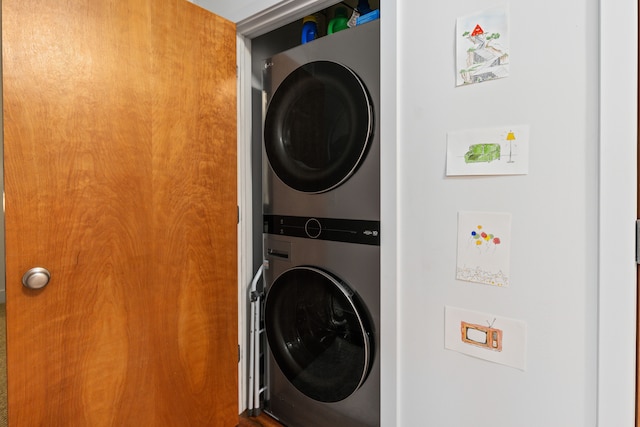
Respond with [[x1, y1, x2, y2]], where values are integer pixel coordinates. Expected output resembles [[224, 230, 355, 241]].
[[150, 1, 238, 424], [2, 0, 236, 425]]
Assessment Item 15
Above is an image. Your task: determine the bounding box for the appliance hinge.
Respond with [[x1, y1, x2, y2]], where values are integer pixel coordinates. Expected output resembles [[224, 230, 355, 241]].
[[636, 220, 640, 264], [237, 206, 240, 224], [238, 345, 241, 363]]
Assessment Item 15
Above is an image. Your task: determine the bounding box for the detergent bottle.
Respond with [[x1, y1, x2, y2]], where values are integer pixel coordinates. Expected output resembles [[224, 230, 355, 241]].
[[301, 15, 318, 44], [328, 7, 349, 34], [357, 0, 372, 15], [355, 0, 380, 26]]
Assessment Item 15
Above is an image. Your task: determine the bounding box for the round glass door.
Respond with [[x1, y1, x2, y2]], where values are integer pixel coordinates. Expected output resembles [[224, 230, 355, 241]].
[[264, 61, 374, 193], [264, 266, 373, 402]]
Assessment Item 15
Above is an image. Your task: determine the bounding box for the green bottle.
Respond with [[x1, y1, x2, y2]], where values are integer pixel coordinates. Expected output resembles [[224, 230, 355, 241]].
[[328, 7, 349, 34]]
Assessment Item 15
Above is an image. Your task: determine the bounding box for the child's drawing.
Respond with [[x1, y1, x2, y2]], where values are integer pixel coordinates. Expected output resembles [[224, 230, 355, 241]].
[[456, 6, 509, 86], [461, 321, 503, 352], [446, 125, 529, 176], [456, 211, 511, 287], [445, 306, 527, 370], [464, 143, 501, 164]]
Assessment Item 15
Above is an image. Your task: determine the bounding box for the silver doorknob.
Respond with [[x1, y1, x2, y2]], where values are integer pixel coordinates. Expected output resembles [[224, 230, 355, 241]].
[[22, 267, 51, 290]]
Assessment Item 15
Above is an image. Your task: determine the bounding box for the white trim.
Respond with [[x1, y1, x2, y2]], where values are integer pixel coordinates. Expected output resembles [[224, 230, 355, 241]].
[[236, 0, 341, 38], [598, 0, 638, 425], [379, 3, 399, 425], [237, 32, 254, 414]]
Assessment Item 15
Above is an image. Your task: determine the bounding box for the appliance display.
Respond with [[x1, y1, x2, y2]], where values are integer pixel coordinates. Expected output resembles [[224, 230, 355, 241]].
[[263, 20, 380, 221], [263, 217, 380, 427]]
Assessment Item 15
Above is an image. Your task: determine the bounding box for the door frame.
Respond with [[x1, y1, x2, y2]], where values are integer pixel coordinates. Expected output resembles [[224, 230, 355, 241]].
[[235, 2, 398, 425], [599, 1, 637, 426]]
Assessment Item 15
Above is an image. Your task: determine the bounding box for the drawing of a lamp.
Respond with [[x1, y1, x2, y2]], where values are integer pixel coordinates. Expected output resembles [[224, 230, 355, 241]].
[[506, 131, 516, 163]]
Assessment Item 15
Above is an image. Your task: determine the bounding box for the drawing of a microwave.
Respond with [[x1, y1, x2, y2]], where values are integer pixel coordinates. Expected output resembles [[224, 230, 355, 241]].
[[460, 321, 503, 352]]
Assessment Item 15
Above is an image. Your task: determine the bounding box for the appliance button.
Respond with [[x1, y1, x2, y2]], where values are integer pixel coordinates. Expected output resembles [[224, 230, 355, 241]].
[[304, 218, 322, 238]]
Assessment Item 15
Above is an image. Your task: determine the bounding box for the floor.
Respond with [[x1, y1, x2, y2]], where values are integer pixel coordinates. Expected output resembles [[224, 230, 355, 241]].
[[238, 411, 283, 427]]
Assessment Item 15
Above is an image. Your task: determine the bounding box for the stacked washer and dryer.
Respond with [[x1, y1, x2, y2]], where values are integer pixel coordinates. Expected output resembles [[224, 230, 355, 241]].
[[261, 19, 381, 427]]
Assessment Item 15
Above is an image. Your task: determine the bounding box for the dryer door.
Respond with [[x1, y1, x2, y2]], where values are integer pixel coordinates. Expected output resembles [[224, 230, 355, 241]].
[[264, 61, 373, 193], [264, 266, 373, 403]]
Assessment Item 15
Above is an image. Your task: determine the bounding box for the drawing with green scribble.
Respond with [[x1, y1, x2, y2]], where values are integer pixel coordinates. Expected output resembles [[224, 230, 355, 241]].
[[464, 143, 501, 163], [446, 125, 530, 176]]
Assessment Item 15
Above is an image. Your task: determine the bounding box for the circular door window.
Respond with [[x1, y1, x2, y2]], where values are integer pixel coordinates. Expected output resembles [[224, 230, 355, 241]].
[[264, 61, 374, 193], [264, 266, 373, 402]]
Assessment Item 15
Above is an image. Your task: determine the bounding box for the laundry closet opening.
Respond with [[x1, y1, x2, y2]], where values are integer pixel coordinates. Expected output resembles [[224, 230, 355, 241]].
[[247, 1, 381, 425]]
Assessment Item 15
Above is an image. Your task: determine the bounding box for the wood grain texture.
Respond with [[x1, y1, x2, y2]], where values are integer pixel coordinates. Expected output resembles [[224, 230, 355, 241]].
[[2, 0, 236, 425], [150, 1, 238, 425]]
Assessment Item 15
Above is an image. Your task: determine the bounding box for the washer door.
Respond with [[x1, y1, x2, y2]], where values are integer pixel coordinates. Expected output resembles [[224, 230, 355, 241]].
[[264, 61, 374, 193], [265, 266, 373, 403]]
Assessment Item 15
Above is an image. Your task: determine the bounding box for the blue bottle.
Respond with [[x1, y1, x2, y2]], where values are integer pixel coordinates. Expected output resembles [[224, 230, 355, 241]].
[[301, 15, 318, 44], [355, 0, 379, 26]]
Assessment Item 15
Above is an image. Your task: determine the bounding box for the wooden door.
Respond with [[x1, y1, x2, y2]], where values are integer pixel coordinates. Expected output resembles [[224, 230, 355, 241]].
[[2, 0, 237, 425]]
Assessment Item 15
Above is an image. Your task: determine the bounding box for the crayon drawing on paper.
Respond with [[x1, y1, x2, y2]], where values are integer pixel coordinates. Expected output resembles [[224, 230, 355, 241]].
[[456, 6, 510, 86], [445, 306, 527, 370], [446, 125, 530, 176], [456, 211, 512, 287]]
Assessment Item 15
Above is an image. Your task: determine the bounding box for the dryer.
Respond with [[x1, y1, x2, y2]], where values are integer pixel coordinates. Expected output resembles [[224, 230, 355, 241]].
[[263, 216, 380, 427], [262, 20, 380, 221]]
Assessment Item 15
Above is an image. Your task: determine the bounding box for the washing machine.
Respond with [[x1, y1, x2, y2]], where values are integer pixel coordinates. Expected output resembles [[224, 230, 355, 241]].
[[263, 215, 380, 427], [262, 20, 380, 221]]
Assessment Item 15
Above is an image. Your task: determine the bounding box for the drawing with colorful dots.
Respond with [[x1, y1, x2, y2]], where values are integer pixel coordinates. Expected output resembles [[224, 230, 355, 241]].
[[457, 211, 512, 287], [470, 225, 501, 252]]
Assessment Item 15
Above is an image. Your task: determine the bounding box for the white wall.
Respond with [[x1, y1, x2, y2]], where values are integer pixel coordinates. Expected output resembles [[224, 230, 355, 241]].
[[190, 0, 282, 23], [396, 1, 601, 426]]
